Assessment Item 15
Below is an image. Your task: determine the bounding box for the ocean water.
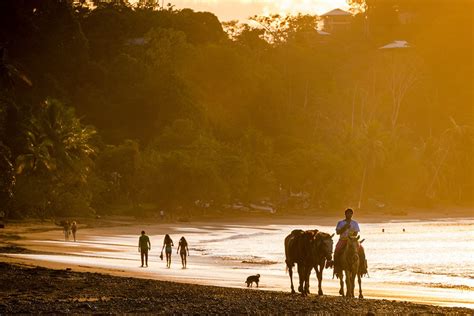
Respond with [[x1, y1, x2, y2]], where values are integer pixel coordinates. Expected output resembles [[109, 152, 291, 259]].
[[187, 218, 474, 292]]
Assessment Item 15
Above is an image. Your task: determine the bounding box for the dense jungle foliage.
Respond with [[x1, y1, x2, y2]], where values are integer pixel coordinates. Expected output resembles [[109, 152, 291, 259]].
[[0, 0, 472, 218]]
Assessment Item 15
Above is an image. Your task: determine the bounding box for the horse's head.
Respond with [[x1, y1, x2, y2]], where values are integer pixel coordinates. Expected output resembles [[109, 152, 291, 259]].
[[313, 232, 334, 262], [347, 235, 360, 254]]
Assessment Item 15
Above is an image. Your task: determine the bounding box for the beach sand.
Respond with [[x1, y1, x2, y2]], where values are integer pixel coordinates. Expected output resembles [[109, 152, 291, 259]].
[[1, 261, 472, 315]]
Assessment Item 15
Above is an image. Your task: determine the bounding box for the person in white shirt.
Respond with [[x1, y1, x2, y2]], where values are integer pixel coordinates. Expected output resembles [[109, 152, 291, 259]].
[[333, 208, 367, 276]]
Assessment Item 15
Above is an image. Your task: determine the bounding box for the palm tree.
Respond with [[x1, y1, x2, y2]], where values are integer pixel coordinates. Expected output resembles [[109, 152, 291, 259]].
[[0, 142, 15, 217], [425, 117, 473, 201], [355, 121, 387, 209], [0, 47, 32, 92], [16, 99, 96, 178]]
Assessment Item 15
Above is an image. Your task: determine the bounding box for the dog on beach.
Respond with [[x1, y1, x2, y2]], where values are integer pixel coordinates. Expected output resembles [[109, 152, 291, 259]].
[[245, 274, 260, 288]]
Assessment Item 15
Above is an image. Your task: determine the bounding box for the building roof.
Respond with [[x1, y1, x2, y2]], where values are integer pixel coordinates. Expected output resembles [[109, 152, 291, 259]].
[[379, 40, 410, 49], [320, 8, 352, 17]]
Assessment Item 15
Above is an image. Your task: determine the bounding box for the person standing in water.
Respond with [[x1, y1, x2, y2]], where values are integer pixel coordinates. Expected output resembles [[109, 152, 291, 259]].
[[161, 234, 174, 268], [138, 230, 151, 267], [177, 236, 190, 269]]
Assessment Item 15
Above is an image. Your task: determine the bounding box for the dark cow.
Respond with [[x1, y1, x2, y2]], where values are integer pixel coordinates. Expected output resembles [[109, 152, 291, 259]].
[[284, 229, 318, 296], [285, 229, 334, 296], [310, 232, 334, 296]]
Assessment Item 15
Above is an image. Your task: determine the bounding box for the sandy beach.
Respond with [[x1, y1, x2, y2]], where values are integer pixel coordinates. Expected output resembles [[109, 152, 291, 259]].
[[1, 262, 472, 315], [1, 211, 473, 314]]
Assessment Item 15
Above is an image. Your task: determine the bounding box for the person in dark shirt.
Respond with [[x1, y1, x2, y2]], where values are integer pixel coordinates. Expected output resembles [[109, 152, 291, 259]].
[[138, 230, 151, 267]]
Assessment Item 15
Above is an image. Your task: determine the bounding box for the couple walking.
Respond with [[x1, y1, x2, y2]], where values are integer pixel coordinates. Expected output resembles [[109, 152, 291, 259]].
[[61, 220, 78, 242], [138, 231, 189, 268]]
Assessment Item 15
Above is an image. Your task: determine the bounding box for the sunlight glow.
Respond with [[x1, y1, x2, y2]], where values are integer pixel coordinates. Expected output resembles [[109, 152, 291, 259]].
[[145, 0, 350, 20]]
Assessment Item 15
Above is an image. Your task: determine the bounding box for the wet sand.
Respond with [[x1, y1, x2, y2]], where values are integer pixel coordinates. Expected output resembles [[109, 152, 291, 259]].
[[0, 262, 472, 315], [1, 212, 473, 313]]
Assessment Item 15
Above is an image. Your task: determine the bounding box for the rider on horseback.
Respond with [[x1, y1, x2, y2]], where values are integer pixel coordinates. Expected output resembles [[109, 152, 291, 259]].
[[333, 208, 367, 277]]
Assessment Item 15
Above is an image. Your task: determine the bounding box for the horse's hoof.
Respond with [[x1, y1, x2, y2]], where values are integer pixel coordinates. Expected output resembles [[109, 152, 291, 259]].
[[359, 294, 364, 299], [291, 289, 296, 294], [318, 290, 323, 296]]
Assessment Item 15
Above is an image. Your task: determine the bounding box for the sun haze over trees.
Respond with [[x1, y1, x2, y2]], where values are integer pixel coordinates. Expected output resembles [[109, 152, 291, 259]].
[[0, 0, 472, 219]]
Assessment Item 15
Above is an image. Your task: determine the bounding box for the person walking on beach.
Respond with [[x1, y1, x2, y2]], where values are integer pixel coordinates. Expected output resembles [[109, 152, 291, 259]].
[[177, 236, 190, 269], [71, 221, 77, 242], [138, 230, 151, 267], [161, 234, 174, 268], [333, 208, 367, 276], [62, 220, 70, 241]]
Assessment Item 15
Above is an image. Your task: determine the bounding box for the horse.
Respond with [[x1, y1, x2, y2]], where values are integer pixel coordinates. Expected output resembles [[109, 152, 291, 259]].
[[310, 232, 334, 296], [284, 229, 318, 295], [337, 235, 364, 298]]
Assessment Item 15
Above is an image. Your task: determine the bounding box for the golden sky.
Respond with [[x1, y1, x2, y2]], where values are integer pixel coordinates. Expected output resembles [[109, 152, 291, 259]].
[[161, 0, 350, 21]]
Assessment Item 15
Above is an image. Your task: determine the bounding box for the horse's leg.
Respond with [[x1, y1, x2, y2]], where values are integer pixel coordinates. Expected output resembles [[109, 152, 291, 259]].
[[358, 273, 364, 299], [351, 271, 357, 298], [339, 272, 345, 296], [317, 265, 323, 296], [345, 271, 352, 298], [288, 266, 295, 294]]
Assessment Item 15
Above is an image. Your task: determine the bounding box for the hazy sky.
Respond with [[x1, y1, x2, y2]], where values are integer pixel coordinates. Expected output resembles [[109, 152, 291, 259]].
[[162, 0, 350, 21]]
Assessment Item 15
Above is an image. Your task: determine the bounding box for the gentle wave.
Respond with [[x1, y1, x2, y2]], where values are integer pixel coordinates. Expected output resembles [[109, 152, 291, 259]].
[[370, 266, 474, 279], [218, 255, 278, 265], [411, 268, 474, 280], [241, 259, 278, 265], [204, 232, 269, 243], [400, 281, 474, 291]]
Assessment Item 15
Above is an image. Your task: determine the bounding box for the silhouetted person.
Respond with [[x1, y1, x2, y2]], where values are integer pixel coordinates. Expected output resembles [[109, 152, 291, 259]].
[[138, 230, 151, 267], [71, 221, 77, 242], [333, 208, 367, 276], [62, 220, 70, 241], [160, 210, 164, 220], [161, 234, 173, 268], [177, 236, 190, 269], [403, 228, 405, 232], [382, 228, 385, 233]]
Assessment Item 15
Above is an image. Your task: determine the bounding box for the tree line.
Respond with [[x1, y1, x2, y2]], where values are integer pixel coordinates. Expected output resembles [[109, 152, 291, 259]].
[[0, 0, 472, 219]]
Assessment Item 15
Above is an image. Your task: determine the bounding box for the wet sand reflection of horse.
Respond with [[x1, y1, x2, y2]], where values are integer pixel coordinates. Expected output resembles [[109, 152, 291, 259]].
[[284, 229, 334, 296]]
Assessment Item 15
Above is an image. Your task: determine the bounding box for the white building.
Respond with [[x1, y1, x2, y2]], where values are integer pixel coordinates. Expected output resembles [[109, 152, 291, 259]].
[[320, 8, 353, 33]]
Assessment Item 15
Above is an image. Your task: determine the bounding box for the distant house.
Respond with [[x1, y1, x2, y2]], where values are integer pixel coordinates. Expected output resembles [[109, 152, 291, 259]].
[[320, 8, 353, 33], [379, 40, 410, 50]]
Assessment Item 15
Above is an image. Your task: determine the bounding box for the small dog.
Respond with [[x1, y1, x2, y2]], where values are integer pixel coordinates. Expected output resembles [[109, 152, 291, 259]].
[[245, 274, 260, 288]]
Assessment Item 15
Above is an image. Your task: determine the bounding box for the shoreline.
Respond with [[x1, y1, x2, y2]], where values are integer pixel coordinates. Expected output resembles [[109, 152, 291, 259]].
[[1, 212, 473, 311], [0, 261, 472, 315], [3, 204, 473, 225]]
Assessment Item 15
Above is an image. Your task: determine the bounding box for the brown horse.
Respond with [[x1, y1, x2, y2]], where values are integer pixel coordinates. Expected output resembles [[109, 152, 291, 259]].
[[338, 235, 364, 298], [284, 229, 317, 295], [310, 232, 334, 296]]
